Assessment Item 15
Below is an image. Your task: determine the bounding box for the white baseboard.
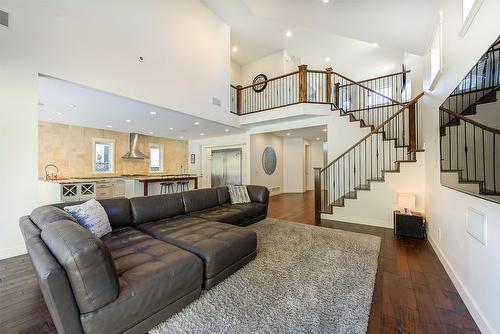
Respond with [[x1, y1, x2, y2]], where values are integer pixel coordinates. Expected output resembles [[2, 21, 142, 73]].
[[428, 234, 495, 334], [0, 244, 27, 260], [321, 213, 392, 229]]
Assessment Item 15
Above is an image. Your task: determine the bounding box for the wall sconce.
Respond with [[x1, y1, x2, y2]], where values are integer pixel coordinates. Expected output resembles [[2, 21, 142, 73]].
[[398, 193, 416, 214]]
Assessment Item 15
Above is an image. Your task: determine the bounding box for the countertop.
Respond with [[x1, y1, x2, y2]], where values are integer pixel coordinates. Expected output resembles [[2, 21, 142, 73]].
[[39, 174, 201, 184]]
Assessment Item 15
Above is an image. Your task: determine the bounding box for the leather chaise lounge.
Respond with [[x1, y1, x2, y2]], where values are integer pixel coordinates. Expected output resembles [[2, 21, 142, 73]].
[[19, 185, 269, 334]]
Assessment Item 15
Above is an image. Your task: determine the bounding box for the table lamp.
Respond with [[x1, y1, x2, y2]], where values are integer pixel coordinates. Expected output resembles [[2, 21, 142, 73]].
[[398, 193, 416, 214]]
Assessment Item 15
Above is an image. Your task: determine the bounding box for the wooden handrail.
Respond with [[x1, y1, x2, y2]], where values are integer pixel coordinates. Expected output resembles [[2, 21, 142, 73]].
[[439, 106, 500, 134], [239, 71, 299, 90], [340, 70, 411, 87], [332, 71, 404, 106], [321, 92, 424, 172]]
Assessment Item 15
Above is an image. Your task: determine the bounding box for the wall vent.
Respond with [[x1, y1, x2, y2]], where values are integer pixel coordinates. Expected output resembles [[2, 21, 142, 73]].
[[0, 10, 9, 28], [212, 97, 221, 107]]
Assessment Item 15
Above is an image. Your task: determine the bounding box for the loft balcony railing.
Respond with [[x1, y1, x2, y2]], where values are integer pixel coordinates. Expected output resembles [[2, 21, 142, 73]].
[[229, 65, 411, 125]]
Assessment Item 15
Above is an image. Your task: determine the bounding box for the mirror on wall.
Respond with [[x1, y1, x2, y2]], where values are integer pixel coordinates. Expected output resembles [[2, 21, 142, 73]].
[[262, 146, 277, 175], [439, 35, 500, 203]]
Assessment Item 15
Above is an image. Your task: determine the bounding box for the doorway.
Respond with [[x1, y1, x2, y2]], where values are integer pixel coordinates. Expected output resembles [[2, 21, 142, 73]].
[[211, 148, 243, 187]]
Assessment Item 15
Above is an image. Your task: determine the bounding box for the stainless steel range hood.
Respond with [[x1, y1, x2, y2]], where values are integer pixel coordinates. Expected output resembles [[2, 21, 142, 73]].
[[122, 133, 149, 159]]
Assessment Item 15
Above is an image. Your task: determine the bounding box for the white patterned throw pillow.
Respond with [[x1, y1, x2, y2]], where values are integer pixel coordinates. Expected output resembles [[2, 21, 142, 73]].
[[228, 185, 251, 204], [64, 199, 112, 238]]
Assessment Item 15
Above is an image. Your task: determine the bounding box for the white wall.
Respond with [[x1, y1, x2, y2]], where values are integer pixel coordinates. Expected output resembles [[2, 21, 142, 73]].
[[230, 60, 242, 85], [420, 1, 500, 333], [250, 133, 283, 195], [0, 0, 232, 259], [307, 141, 325, 191], [282, 137, 305, 193], [240, 50, 293, 86]]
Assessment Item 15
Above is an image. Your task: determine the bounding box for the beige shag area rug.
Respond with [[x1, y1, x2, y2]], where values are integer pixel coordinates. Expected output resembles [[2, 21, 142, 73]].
[[150, 218, 380, 334]]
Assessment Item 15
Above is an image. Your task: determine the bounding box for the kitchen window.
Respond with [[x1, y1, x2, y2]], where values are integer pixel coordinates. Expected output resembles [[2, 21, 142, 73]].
[[93, 138, 115, 173], [150, 144, 164, 173]]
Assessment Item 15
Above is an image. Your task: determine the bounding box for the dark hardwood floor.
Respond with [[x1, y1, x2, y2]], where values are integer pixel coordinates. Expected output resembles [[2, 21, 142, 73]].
[[0, 191, 480, 334], [269, 191, 481, 334]]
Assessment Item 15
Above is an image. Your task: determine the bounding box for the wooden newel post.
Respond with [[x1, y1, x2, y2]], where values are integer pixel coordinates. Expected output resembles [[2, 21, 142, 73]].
[[236, 85, 242, 115], [298, 64, 308, 103], [334, 82, 340, 107], [408, 102, 416, 151], [325, 67, 333, 103], [314, 167, 321, 225]]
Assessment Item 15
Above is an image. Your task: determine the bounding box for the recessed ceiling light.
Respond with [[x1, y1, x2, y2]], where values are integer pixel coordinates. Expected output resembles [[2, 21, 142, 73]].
[[225, 129, 229, 132], [200, 133, 205, 136], [149, 131, 153, 135], [68, 104, 76, 108], [56, 112, 63, 116], [316, 137, 321, 140], [194, 121, 200, 125], [125, 119, 132, 123], [169, 127, 174, 130], [322, 0, 329, 3], [232, 46, 238, 53], [286, 133, 291, 136], [106, 125, 113, 128], [180, 136, 184, 139], [48, 118, 53, 121], [323, 128, 327, 132], [150, 111, 157, 115], [372, 42, 378, 47], [325, 57, 331, 62], [285, 30, 292, 38]]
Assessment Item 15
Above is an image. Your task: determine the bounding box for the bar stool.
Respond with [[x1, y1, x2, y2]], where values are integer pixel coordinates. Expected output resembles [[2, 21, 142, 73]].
[[176, 174, 190, 192], [160, 175, 176, 194]]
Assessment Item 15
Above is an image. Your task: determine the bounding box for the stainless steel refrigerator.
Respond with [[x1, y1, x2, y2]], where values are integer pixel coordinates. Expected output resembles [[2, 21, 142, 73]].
[[210, 148, 242, 187]]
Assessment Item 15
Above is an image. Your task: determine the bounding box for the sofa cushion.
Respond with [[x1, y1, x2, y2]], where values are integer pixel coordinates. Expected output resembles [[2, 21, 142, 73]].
[[222, 202, 267, 220], [81, 227, 203, 334], [41, 220, 119, 313], [188, 206, 245, 225], [30, 205, 77, 230], [52, 198, 132, 228], [215, 186, 231, 205], [138, 217, 257, 282], [182, 188, 219, 213], [130, 193, 185, 226], [228, 185, 251, 204], [63, 199, 112, 238]]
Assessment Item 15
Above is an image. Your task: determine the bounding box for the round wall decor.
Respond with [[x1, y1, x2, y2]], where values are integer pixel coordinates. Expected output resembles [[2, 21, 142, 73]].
[[252, 74, 268, 92], [262, 146, 277, 175]]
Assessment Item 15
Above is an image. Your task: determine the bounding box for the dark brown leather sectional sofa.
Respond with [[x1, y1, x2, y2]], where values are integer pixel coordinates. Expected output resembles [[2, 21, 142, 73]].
[[19, 185, 269, 334]]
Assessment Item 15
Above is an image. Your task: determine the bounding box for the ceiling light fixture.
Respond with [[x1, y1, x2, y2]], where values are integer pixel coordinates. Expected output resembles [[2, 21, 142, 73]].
[[316, 137, 321, 140], [169, 127, 174, 130], [149, 131, 153, 135], [200, 133, 205, 136], [180, 136, 184, 139], [323, 128, 327, 132], [286, 133, 291, 136], [194, 121, 200, 125], [232, 46, 238, 53], [56, 112, 63, 116], [125, 119, 132, 123], [285, 30, 292, 38], [325, 57, 331, 62], [106, 125, 113, 128], [150, 111, 157, 115], [225, 129, 229, 132], [322, 0, 329, 3], [68, 104, 76, 108], [372, 42, 378, 47], [48, 118, 53, 121]]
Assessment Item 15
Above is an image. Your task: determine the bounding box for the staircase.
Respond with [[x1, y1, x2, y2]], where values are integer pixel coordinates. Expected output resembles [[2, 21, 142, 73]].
[[439, 36, 500, 199], [314, 92, 424, 221]]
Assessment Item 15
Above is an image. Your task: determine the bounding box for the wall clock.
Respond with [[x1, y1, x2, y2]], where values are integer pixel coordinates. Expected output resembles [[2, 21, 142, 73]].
[[252, 74, 268, 92]]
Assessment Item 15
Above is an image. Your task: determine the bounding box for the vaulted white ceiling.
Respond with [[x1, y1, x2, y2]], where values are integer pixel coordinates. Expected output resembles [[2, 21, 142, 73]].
[[202, 0, 441, 64]]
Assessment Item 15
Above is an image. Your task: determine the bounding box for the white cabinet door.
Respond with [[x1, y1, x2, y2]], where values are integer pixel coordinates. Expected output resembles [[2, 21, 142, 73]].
[[113, 181, 125, 197]]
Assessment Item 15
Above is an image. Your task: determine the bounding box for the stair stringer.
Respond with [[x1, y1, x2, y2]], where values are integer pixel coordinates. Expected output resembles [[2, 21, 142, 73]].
[[321, 151, 425, 228]]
